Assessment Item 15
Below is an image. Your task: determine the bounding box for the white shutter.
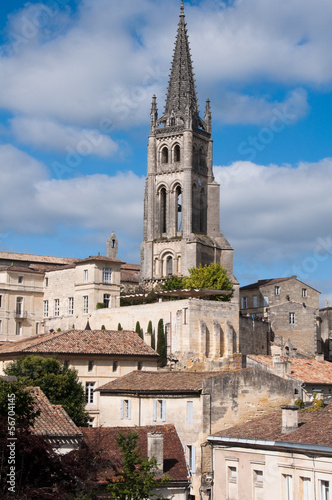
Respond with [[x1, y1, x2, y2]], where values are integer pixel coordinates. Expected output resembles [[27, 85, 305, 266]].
[[162, 400, 166, 422], [153, 400, 157, 421], [187, 401, 193, 424], [120, 400, 124, 420], [191, 446, 196, 474], [128, 400, 132, 420]]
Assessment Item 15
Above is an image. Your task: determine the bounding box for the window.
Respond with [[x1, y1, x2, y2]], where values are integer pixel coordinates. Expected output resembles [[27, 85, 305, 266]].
[[83, 296, 89, 314], [84, 269, 88, 283], [302, 288, 307, 298], [174, 144, 181, 162], [263, 296, 269, 306], [103, 294, 110, 308], [112, 361, 118, 373], [0, 320, 2, 333], [64, 360, 69, 369], [68, 297, 74, 316], [45, 277, 49, 287], [301, 477, 311, 500], [16, 321, 22, 336], [187, 401, 193, 424], [18, 276, 23, 284], [85, 382, 95, 404], [320, 480, 330, 500], [228, 466, 237, 482], [43, 300, 49, 318], [160, 187, 167, 234], [289, 312, 295, 325], [187, 445, 196, 474], [0, 295, 3, 307], [241, 297, 247, 309], [121, 399, 131, 420], [137, 362, 143, 371], [161, 146, 169, 164], [88, 361, 94, 372], [284, 474, 293, 500], [275, 286, 280, 295], [35, 322, 39, 335], [253, 295, 258, 308], [153, 400, 166, 422], [87, 418, 95, 428], [103, 268, 112, 284], [16, 297, 23, 317], [54, 299, 60, 317], [254, 470, 263, 484]]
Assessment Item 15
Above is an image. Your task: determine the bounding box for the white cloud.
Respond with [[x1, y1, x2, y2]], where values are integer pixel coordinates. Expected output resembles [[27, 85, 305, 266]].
[[10, 116, 118, 156]]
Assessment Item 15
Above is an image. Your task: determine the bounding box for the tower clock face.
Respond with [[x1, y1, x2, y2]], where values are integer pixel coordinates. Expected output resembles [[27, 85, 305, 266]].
[[198, 177, 202, 187]]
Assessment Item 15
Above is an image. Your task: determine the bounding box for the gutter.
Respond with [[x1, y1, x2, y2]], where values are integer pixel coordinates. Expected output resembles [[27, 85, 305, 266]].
[[207, 435, 332, 456]]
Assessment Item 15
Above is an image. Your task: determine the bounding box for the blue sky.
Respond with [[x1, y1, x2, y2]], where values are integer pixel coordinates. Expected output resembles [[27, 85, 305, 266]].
[[0, 0, 332, 306]]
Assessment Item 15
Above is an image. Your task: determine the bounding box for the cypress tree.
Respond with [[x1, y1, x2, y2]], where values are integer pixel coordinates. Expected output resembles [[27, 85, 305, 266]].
[[157, 319, 166, 365], [118, 323, 123, 331], [147, 320, 155, 349], [135, 321, 143, 339]]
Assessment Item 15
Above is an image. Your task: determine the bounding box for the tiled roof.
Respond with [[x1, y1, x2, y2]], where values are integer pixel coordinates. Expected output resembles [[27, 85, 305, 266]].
[[0, 251, 77, 265], [0, 330, 159, 357], [77, 255, 125, 265], [240, 276, 320, 293], [212, 404, 332, 448], [120, 270, 140, 283], [97, 370, 223, 392], [29, 387, 82, 438], [81, 424, 190, 483], [121, 263, 140, 271], [248, 355, 332, 384], [0, 265, 44, 274]]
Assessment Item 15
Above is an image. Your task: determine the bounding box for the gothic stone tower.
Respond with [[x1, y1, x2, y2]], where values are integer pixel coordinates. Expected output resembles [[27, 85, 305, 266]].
[[141, 2, 234, 283]]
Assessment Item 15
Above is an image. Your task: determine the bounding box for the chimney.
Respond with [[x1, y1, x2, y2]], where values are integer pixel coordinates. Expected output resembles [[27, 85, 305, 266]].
[[273, 355, 290, 378], [147, 432, 164, 477], [281, 405, 299, 433]]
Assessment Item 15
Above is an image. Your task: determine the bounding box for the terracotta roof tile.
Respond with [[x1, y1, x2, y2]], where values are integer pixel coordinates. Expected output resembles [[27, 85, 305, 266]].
[[0, 330, 159, 357], [248, 355, 332, 384], [0, 265, 44, 274], [29, 387, 82, 438], [78, 255, 125, 265], [0, 251, 77, 265], [212, 404, 332, 448], [97, 370, 224, 392], [80, 424, 190, 483]]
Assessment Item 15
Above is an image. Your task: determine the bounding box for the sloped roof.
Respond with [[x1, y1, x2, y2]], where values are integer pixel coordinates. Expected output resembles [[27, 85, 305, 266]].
[[0, 330, 159, 357], [248, 355, 332, 384], [81, 424, 190, 484], [0, 251, 77, 265], [240, 276, 320, 293], [211, 404, 332, 448], [29, 387, 82, 438], [97, 370, 224, 393], [0, 265, 44, 274], [77, 255, 125, 265]]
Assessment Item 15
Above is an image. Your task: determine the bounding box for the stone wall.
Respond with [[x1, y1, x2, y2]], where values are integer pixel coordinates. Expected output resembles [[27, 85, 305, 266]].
[[318, 306, 332, 360], [239, 316, 270, 355]]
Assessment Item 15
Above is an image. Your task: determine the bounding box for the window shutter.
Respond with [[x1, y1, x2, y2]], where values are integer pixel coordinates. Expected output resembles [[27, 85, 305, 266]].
[[120, 400, 124, 420], [153, 400, 157, 422], [162, 400, 166, 422], [187, 401, 193, 424], [128, 400, 132, 420], [191, 446, 196, 474]]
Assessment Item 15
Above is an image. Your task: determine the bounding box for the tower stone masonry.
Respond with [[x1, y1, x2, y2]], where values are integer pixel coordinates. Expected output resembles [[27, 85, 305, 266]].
[[140, 1, 234, 284]]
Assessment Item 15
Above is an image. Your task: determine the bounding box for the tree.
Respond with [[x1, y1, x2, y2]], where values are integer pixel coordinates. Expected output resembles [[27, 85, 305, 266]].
[[184, 263, 233, 301], [162, 275, 185, 291], [156, 319, 166, 366], [135, 321, 143, 340], [107, 431, 168, 500], [0, 379, 39, 426], [147, 321, 155, 350], [5, 355, 89, 427], [118, 323, 123, 331]]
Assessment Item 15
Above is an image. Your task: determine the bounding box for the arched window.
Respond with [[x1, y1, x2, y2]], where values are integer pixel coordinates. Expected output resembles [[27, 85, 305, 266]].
[[174, 144, 181, 162], [166, 256, 173, 276], [161, 146, 169, 164], [200, 187, 207, 233], [160, 187, 167, 234], [176, 185, 182, 232]]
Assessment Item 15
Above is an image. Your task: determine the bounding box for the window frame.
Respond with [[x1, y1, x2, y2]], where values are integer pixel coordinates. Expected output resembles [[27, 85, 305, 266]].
[[83, 295, 89, 315], [54, 299, 60, 317], [103, 268, 112, 284], [289, 312, 295, 325], [43, 300, 49, 318], [68, 297, 74, 316], [85, 382, 95, 405]]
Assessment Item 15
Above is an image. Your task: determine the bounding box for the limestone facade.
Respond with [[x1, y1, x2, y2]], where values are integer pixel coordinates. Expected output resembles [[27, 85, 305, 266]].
[[318, 305, 332, 360]]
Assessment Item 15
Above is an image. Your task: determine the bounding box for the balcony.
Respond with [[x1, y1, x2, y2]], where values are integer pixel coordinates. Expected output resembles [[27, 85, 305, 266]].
[[15, 310, 28, 319]]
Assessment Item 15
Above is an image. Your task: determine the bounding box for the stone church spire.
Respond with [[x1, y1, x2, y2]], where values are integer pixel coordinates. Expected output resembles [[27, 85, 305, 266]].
[[161, 1, 198, 127]]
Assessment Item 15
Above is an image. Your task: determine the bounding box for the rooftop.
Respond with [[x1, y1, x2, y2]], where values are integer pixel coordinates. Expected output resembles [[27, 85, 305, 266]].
[[30, 387, 82, 438], [81, 424, 190, 484], [211, 404, 332, 449], [0, 251, 77, 266], [0, 330, 159, 357], [240, 276, 320, 293], [248, 355, 332, 384], [97, 370, 225, 392]]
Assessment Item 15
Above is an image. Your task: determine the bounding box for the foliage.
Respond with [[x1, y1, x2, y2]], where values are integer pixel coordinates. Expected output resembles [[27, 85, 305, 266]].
[[107, 431, 169, 500], [96, 302, 106, 309], [156, 319, 166, 366], [57, 328, 62, 332], [135, 321, 143, 340], [0, 379, 39, 426], [118, 323, 123, 331], [5, 356, 89, 427], [147, 321, 155, 350], [101, 325, 106, 330], [162, 275, 185, 291], [294, 398, 305, 409], [184, 263, 233, 301]]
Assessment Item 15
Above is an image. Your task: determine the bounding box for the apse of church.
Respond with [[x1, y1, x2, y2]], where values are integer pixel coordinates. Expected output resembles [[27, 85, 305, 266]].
[[140, 2, 234, 284]]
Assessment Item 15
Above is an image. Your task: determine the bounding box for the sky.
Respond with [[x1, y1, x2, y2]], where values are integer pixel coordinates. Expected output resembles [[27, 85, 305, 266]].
[[0, 0, 332, 306]]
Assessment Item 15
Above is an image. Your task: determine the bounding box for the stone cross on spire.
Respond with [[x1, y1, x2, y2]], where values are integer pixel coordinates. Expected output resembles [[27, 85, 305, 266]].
[[163, 1, 198, 125]]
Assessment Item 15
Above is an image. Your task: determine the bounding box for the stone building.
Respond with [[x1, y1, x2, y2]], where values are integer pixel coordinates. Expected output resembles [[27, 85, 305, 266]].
[[318, 304, 332, 360], [96, 368, 297, 499], [207, 404, 332, 500], [240, 276, 320, 356], [140, 1, 234, 285]]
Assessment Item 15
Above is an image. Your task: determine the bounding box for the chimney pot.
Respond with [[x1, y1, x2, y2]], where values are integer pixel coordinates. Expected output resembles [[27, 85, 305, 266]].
[[147, 432, 164, 476], [281, 405, 299, 433]]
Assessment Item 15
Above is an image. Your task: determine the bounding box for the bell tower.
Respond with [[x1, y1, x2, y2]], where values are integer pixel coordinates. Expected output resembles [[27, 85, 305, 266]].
[[140, 1, 234, 283]]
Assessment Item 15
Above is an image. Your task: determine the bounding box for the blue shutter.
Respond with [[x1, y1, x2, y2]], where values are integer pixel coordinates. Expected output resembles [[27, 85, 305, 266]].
[[128, 400, 132, 420], [120, 400, 124, 420], [153, 400, 157, 421], [191, 446, 196, 474], [162, 400, 166, 421]]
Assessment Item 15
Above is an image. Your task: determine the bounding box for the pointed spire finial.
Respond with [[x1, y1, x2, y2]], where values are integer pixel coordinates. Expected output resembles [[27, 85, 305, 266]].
[[180, 1, 185, 16]]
